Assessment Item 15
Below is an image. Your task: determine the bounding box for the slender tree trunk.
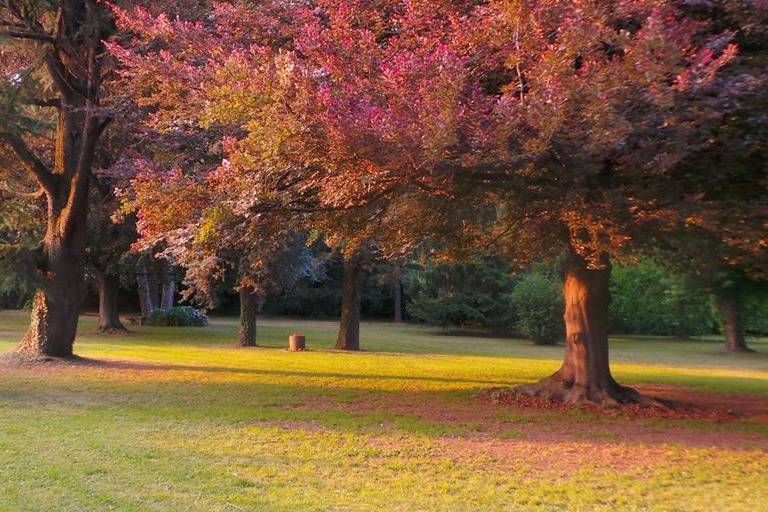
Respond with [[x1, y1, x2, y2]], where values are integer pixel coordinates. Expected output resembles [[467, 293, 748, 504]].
[[335, 254, 363, 351], [136, 263, 155, 319], [516, 250, 659, 405], [160, 261, 175, 311], [98, 273, 126, 333], [715, 287, 752, 353], [238, 287, 259, 347], [149, 268, 161, 313], [675, 301, 690, 340], [393, 279, 403, 324]]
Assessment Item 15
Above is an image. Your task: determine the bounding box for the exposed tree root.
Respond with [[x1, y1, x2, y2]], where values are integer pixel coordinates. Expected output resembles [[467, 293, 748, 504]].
[[0, 350, 83, 366], [511, 373, 672, 409], [723, 347, 756, 354]]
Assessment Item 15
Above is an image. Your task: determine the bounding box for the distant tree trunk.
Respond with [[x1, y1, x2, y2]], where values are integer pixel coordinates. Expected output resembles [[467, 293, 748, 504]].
[[136, 263, 155, 319], [98, 274, 126, 333], [160, 261, 175, 311], [238, 286, 259, 347], [160, 281, 175, 311], [393, 279, 403, 324], [149, 268, 161, 314], [675, 301, 690, 340], [516, 249, 660, 405], [335, 253, 363, 351], [715, 287, 752, 353]]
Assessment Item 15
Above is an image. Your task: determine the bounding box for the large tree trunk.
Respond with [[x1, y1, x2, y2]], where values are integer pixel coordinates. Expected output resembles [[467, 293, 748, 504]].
[[2, 1, 108, 359], [393, 279, 403, 324], [98, 273, 126, 334], [237, 287, 259, 347], [516, 250, 659, 406], [715, 287, 752, 353], [136, 263, 155, 319], [335, 253, 363, 351], [16, 240, 86, 358]]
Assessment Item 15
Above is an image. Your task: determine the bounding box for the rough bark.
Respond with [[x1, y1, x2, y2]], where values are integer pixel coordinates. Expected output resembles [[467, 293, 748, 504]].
[[715, 287, 753, 353], [136, 263, 155, 319], [2, 2, 110, 359], [515, 250, 663, 406], [98, 273, 126, 333], [393, 279, 403, 324], [237, 287, 259, 347], [15, 164, 91, 358], [17, 256, 84, 359], [335, 254, 363, 351]]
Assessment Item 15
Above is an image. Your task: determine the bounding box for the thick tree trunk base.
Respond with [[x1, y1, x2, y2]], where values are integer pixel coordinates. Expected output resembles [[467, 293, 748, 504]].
[[13, 290, 79, 359], [722, 346, 756, 354], [513, 371, 669, 408], [0, 350, 83, 365]]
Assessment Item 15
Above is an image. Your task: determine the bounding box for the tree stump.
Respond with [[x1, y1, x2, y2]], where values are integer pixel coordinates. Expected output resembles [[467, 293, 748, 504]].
[[289, 333, 306, 352]]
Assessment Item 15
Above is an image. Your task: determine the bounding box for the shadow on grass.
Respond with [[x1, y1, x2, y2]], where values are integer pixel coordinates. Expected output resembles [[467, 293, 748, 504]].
[[72, 357, 507, 386], [2, 356, 767, 449]]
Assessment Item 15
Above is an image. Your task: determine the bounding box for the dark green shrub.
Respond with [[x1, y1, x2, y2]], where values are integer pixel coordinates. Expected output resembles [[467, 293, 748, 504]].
[[405, 260, 514, 329], [610, 260, 713, 336], [744, 295, 768, 335], [407, 295, 490, 328], [145, 306, 208, 327], [509, 272, 563, 345]]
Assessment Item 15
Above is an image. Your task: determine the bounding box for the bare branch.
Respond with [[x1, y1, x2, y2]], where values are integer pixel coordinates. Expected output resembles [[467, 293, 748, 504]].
[[0, 185, 46, 201], [0, 29, 54, 43], [95, 117, 112, 139], [24, 98, 60, 108]]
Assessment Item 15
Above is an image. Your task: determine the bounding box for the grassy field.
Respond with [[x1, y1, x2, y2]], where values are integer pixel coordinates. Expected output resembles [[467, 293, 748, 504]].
[[1, 310, 767, 511]]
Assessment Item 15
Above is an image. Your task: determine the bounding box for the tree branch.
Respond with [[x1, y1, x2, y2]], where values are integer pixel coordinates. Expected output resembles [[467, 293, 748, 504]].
[[24, 98, 60, 108], [95, 117, 112, 139], [0, 30, 54, 43], [0, 131, 56, 196], [0, 185, 46, 201], [44, 50, 85, 99]]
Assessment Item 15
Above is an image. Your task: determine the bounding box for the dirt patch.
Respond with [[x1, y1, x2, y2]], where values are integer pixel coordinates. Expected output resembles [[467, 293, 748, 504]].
[[296, 387, 768, 473], [299, 385, 768, 450], [483, 384, 768, 422]]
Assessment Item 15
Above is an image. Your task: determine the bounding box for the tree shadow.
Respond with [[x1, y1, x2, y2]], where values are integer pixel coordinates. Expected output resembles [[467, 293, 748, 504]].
[[2, 356, 767, 453]]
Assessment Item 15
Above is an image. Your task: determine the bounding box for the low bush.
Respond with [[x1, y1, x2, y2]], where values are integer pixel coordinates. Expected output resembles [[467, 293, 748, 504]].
[[145, 306, 209, 327], [509, 272, 564, 345]]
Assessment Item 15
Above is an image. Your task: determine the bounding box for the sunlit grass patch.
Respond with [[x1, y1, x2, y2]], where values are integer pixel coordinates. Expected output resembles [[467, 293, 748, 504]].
[[1, 310, 767, 511]]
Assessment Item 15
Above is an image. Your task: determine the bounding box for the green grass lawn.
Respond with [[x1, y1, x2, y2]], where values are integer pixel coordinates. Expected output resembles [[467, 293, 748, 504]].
[[1, 310, 767, 511]]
